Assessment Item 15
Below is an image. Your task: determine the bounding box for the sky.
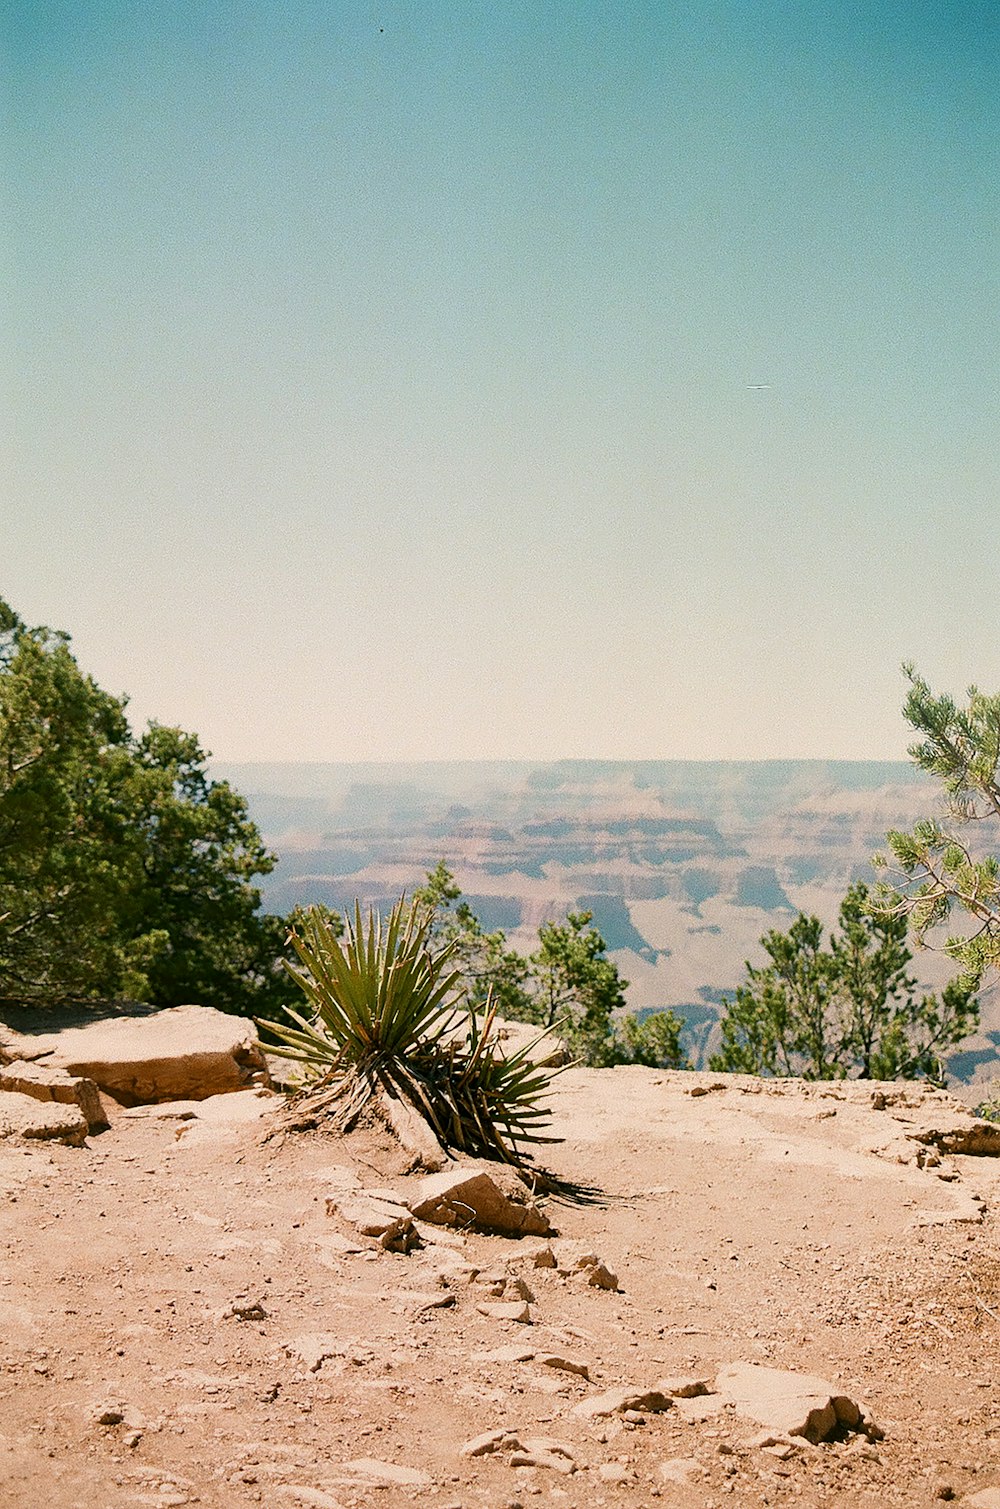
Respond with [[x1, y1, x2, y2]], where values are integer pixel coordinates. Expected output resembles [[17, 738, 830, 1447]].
[[5, 1, 999, 763]]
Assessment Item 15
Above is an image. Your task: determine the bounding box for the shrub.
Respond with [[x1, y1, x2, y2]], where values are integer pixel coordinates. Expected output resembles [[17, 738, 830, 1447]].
[[259, 897, 559, 1167]]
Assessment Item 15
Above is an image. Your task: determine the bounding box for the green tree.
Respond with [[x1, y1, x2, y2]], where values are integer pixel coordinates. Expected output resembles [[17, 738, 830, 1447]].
[[412, 865, 685, 1069], [612, 1007, 688, 1070], [530, 909, 629, 1066], [412, 862, 534, 1020], [875, 666, 1000, 989], [709, 882, 977, 1084], [0, 597, 286, 1013]]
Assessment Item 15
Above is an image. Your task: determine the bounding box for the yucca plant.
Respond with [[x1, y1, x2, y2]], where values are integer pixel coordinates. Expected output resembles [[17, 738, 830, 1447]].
[[258, 897, 560, 1168]]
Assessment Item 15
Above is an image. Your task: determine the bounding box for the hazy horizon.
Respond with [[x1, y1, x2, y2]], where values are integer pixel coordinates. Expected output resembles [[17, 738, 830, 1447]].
[[8, 2, 998, 763]]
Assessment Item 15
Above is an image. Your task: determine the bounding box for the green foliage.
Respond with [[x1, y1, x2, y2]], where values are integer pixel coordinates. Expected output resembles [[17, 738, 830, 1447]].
[[412, 862, 533, 1021], [874, 666, 1000, 989], [530, 910, 628, 1066], [412, 865, 666, 1068], [709, 883, 977, 1084], [612, 1007, 689, 1069], [261, 898, 559, 1165], [973, 1080, 1000, 1125], [0, 597, 286, 1013]]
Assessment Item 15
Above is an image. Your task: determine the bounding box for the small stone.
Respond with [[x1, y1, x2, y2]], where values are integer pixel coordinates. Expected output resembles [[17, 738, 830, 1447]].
[[505, 1276, 535, 1302], [460, 1429, 523, 1458], [582, 1261, 619, 1291], [341, 1458, 431, 1487], [223, 1299, 267, 1322], [530, 1245, 557, 1268], [572, 1387, 672, 1420], [511, 1438, 576, 1475], [934, 1485, 956, 1502], [95, 1404, 125, 1426], [598, 1463, 632, 1483], [534, 1353, 590, 1380], [659, 1457, 702, 1486], [476, 1301, 532, 1324]]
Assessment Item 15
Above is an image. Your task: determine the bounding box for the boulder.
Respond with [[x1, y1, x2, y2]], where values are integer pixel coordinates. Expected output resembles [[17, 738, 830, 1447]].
[[715, 1362, 872, 1444], [0, 1059, 106, 1131], [13, 1005, 270, 1105], [0, 1090, 89, 1145], [406, 1163, 551, 1237]]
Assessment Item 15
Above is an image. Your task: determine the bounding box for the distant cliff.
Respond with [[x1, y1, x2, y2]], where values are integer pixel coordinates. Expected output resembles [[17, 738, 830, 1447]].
[[214, 760, 1000, 1088]]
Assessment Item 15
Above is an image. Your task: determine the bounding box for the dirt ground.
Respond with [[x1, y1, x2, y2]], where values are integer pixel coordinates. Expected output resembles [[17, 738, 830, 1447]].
[[2, 1067, 999, 1509]]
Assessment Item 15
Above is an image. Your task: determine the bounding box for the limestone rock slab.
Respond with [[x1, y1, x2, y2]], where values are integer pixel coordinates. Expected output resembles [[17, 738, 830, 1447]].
[[0, 1089, 88, 1145], [407, 1163, 551, 1237], [14, 1005, 269, 1105], [0, 1058, 106, 1131], [716, 1362, 870, 1444]]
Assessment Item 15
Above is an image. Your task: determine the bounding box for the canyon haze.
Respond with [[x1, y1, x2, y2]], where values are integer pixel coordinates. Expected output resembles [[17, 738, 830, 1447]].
[[215, 761, 1000, 1090]]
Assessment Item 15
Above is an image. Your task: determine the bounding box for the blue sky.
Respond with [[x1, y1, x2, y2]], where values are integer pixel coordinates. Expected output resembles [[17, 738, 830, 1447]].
[[5, 1, 998, 760]]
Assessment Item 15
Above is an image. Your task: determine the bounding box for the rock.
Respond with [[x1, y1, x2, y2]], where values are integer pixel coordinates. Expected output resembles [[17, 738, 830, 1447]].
[[580, 1260, 618, 1290], [476, 1301, 532, 1324], [715, 1362, 871, 1444], [95, 1403, 126, 1426], [340, 1458, 431, 1487], [745, 1430, 801, 1453], [0, 1090, 89, 1145], [659, 1457, 703, 1485], [529, 1243, 557, 1268], [121, 1101, 200, 1121], [326, 1191, 420, 1252], [656, 1375, 713, 1399], [534, 1352, 590, 1379], [554, 1244, 619, 1289], [281, 1334, 342, 1373], [509, 1438, 576, 1474], [312, 1233, 365, 1264], [460, 1429, 523, 1458], [0, 1059, 106, 1131], [504, 1275, 535, 1302], [572, 1386, 673, 1420], [598, 1463, 633, 1483], [379, 1089, 449, 1171], [222, 1299, 268, 1322], [14, 1005, 270, 1105], [273, 1488, 345, 1509], [480, 1345, 538, 1364], [964, 1491, 1000, 1509], [407, 1164, 551, 1237]]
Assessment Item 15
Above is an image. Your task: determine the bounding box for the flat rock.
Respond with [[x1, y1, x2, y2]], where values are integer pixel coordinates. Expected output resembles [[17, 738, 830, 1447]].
[[510, 1436, 576, 1474], [339, 1458, 431, 1487], [659, 1457, 703, 1485], [963, 1490, 1000, 1509], [0, 1059, 106, 1131], [0, 1090, 88, 1145], [12, 1005, 270, 1105], [715, 1362, 868, 1444], [572, 1386, 672, 1419], [407, 1164, 551, 1237], [476, 1300, 532, 1323], [460, 1429, 523, 1458], [535, 1352, 590, 1379]]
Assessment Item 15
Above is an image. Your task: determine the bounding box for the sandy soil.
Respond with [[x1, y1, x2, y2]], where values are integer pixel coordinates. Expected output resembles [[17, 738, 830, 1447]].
[[2, 1068, 999, 1509]]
